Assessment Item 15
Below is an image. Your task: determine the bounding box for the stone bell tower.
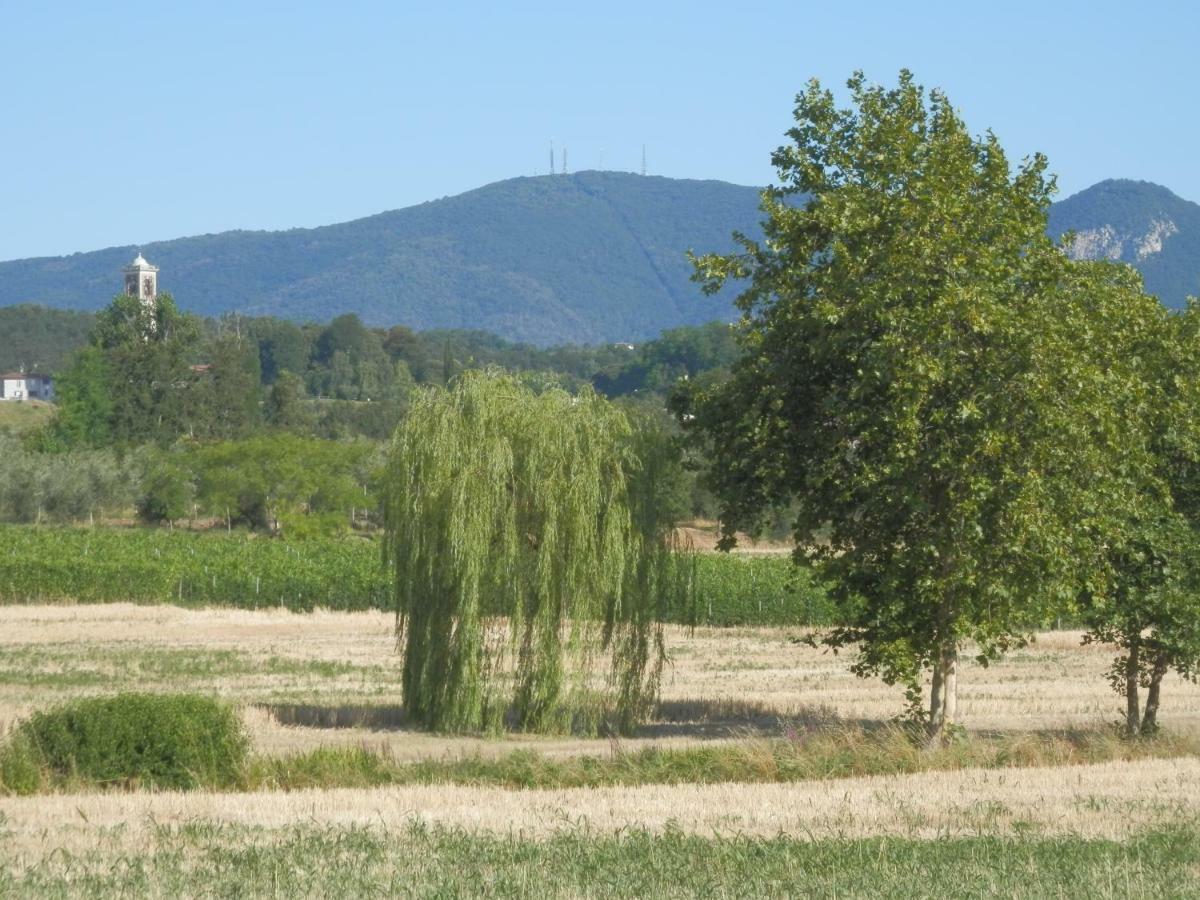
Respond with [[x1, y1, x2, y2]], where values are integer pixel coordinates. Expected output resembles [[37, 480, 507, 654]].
[[123, 252, 159, 311]]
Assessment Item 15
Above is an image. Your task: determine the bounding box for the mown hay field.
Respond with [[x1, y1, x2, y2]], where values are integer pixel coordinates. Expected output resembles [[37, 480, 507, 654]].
[[4, 603, 1200, 897], [4, 603, 1200, 757]]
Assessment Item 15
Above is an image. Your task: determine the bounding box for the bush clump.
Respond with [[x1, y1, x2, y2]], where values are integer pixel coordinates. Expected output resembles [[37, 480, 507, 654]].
[[3, 693, 247, 792]]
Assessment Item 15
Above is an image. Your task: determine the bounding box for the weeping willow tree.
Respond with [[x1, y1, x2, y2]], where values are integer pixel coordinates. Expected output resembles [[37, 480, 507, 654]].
[[382, 369, 688, 734]]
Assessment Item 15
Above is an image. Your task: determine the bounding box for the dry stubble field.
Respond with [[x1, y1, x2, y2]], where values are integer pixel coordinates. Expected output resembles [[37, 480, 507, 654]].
[[7, 603, 1200, 749], [4, 603, 1200, 897]]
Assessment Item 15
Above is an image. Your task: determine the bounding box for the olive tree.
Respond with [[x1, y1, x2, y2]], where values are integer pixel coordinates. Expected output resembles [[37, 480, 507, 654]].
[[381, 370, 685, 734], [682, 71, 1145, 740]]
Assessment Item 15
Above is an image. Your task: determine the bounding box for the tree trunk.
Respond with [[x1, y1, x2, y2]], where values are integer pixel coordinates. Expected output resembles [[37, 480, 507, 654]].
[[1141, 651, 1168, 735], [929, 659, 944, 728], [1125, 643, 1141, 736], [927, 641, 958, 746], [942, 644, 958, 728]]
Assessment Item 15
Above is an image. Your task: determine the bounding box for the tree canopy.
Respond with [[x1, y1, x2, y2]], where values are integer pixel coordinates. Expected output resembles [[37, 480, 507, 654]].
[[382, 370, 687, 734], [681, 71, 1175, 737]]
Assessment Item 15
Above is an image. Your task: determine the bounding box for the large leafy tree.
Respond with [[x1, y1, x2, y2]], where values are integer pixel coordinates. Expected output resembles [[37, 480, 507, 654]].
[[55, 292, 200, 447], [1078, 296, 1200, 734], [51, 347, 113, 448], [382, 370, 686, 735], [184, 329, 263, 440], [682, 71, 1144, 739]]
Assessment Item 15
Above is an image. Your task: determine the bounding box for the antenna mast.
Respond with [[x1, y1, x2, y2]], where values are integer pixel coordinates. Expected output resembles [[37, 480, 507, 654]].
[[641, 145, 647, 176], [549, 140, 555, 176], [562, 147, 568, 175]]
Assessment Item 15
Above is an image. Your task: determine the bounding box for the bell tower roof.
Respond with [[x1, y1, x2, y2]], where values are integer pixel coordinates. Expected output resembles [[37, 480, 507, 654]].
[[124, 252, 159, 273]]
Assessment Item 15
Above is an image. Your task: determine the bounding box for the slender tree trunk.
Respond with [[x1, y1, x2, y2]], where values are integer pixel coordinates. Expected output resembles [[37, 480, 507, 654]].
[[942, 643, 958, 728], [1125, 642, 1141, 736], [927, 641, 958, 746], [929, 659, 944, 728], [1141, 651, 1169, 735]]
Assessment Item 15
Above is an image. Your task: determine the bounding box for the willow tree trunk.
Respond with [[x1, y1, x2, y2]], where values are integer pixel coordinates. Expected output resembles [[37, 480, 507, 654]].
[[1125, 642, 1141, 736]]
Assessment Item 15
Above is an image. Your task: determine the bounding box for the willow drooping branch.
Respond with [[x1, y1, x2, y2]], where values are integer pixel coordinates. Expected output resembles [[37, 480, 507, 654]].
[[382, 369, 689, 734]]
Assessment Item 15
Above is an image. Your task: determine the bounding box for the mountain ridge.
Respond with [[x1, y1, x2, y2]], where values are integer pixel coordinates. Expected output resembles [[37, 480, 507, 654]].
[[1047, 178, 1200, 303], [0, 172, 765, 346], [1, 173, 1196, 346]]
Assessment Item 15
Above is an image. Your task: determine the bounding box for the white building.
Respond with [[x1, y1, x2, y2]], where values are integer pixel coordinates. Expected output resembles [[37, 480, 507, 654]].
[[1, 372, 54, 402]]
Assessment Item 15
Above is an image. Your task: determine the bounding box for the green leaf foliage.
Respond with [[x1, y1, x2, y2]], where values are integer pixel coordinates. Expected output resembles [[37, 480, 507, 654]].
[[1077, 301, 1200, 733], [683, 71, 1174, 732], [6, 693, 247, 791], [382, 370, 689, 734], [139, 433, 379, 535], [0, 305, 94, 375]]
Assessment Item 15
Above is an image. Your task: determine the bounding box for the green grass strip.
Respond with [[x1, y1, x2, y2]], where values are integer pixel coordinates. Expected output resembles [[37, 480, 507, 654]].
[[0, 523, 831, 626], [3, 822, 1198, 898], [247, 726, 1200, 792]]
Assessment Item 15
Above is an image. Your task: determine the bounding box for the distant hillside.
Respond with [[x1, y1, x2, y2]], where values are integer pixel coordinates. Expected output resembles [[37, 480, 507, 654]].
[[3, 174, 1198, 346], [0, 172, 764, 346], [0, 306, 94, 375], [1047, 179, 1200, 306]]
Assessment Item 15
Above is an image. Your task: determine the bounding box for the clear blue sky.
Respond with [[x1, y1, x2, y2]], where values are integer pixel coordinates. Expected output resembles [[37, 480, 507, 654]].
[[2, 0, 1196, 260]]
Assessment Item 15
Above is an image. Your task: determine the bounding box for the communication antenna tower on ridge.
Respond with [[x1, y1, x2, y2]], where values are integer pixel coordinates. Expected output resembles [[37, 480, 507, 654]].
[[641, 145, 647, 176], [562, 147, 568, 175], [549, 140, 555, 176]]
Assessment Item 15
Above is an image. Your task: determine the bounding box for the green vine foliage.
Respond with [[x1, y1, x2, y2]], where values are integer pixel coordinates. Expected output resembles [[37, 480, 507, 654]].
[[382, 370, 687, 735]]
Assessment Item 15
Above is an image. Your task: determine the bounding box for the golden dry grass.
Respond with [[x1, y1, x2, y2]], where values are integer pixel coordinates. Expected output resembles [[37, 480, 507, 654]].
[[3, 603, 1200, 762], [5, 603, 1200, 879], [2, 757, 1198, 866]]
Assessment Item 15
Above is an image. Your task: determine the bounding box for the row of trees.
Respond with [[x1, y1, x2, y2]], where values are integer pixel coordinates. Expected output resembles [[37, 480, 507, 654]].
[[33, 295, 740, 451], [0, 430, 378, 537], [0, 435, 136, 525], [678, 71, 1200, 740], [139, 435, 379, 536]]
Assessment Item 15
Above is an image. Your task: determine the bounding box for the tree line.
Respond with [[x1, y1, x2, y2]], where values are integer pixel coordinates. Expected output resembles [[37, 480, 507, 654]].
[[0, 301, 734, 531], [3, 298, 739, 449]]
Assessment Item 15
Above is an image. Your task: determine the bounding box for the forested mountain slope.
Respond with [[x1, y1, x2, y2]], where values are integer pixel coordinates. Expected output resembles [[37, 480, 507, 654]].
[[1047, 179, 1200, 306], [3, 174, 1198, 348], [0, 173, 763, 346]]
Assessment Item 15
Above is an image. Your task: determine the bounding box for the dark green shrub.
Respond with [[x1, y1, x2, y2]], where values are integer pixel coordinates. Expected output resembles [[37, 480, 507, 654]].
[[136, 459, 195, 524], [0, 732, 42, 795], [14, 693, 247, 789]]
